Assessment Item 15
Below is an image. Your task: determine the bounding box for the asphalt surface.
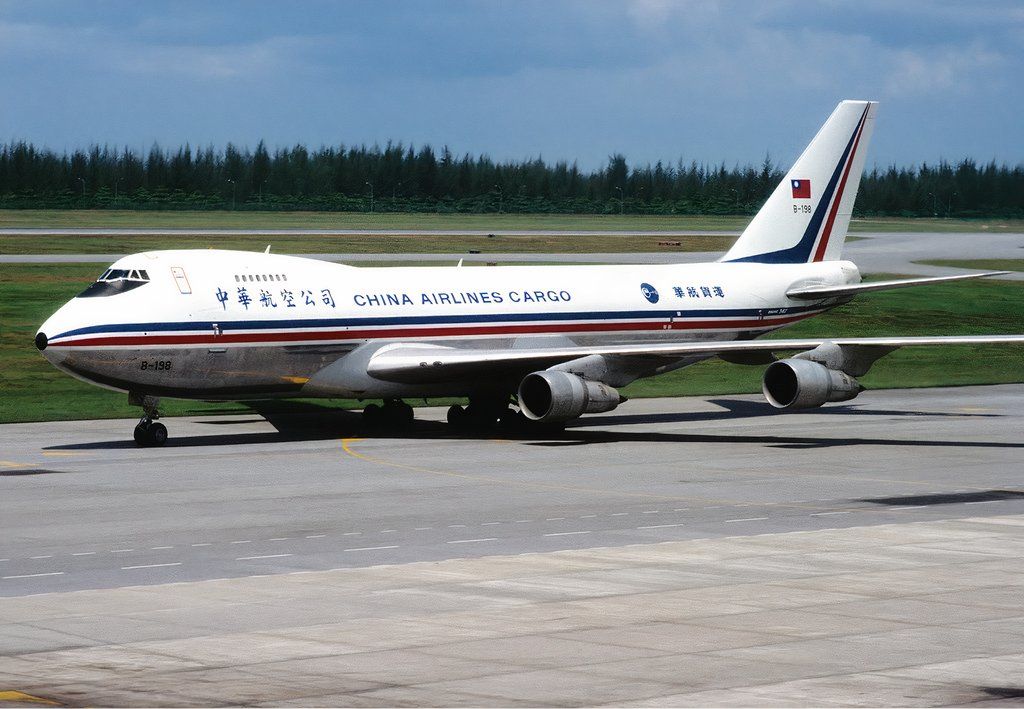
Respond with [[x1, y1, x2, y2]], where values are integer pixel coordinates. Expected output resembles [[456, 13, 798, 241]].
[[3, 385, 1023, 598], [3, 385, 1024, 706]]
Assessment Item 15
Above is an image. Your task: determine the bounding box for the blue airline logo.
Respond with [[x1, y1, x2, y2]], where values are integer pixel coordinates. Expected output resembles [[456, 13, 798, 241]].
[[640, 282, 659, 303]]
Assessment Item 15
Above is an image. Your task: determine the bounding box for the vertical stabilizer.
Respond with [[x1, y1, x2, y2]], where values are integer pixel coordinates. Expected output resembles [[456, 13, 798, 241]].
[[723, 100, 877, 263]]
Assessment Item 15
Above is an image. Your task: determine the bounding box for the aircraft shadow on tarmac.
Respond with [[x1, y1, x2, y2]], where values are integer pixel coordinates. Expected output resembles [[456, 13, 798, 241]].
[[42, 398, 1019, 452]]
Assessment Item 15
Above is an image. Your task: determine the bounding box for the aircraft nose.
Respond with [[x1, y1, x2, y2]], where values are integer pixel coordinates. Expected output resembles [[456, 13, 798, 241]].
[[35, 331, 48, 351]]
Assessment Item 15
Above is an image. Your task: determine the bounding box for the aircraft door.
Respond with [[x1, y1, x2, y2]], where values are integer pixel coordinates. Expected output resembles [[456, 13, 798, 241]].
[[170, 266, 192, 294]]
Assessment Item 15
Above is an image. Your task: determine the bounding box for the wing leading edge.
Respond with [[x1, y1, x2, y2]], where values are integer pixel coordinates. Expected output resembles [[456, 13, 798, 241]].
[[366, 335, 1024, 384]]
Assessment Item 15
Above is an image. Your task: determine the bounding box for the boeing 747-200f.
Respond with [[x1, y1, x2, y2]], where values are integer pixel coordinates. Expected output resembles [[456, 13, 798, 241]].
[[35, 100, 1024, 445]]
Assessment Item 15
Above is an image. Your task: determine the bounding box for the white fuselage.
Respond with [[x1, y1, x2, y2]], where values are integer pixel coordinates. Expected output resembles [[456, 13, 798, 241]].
[[37, 250, 860, 400]]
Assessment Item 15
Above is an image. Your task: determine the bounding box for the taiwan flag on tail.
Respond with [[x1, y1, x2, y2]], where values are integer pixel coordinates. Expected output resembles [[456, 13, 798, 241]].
[[791, 179, 811, 199]]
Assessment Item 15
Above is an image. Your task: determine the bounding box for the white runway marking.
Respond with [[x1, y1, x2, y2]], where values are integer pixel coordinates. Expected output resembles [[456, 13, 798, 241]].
[[3, 571, 64, 580], [236, 554, 293, 561], [268, 537, 291, 541], [29, 555, 53, 559], [544, 530, 592, 537], [610, 512, 629, 516], [71, 552, 97, 556], [725, 517, 769, 523], [230, 540, 252, 544], [305, 534, 326, 539], [891, 506, 927, 510], [345, 545, 398, 552], [546, 517, 565, 521], [967, 500, 999, 505], [481, 522, 501, 526], [342, 532, 362, 536], [637, 523, 686, 529], [191, 543, 212, 547], [121, 562, 182, 570], [150, 546, 174, 550], [447, 538, 498, 544], [812, 510, 852, 516], [110, 549, 134, 553]]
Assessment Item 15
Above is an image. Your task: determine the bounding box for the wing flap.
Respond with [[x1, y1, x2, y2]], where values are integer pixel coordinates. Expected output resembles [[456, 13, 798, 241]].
[[786, 271, 1009, 299], [367, 335, 1024, 384]]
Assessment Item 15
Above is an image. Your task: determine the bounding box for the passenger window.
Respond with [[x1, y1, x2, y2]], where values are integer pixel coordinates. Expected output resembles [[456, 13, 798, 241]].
[[235, 275, 240, 282]]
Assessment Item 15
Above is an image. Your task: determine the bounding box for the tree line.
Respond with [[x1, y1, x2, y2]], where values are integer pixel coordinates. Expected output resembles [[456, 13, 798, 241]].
[[0, 140, 1021, 217]]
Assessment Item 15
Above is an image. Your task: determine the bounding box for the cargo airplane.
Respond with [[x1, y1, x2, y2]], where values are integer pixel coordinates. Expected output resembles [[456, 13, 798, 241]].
[[35, 100, 1024, 446]]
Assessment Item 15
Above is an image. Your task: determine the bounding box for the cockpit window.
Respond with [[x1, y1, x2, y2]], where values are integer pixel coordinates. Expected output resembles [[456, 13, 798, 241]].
[[77, 266, 152, 298]]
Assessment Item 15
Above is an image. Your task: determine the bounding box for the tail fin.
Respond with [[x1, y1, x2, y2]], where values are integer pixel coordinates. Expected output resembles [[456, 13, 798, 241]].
[[723, 100, 877, 264]]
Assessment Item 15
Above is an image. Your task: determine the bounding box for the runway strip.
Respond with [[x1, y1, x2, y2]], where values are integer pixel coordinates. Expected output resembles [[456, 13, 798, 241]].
[[1, 517, 1022, 706]]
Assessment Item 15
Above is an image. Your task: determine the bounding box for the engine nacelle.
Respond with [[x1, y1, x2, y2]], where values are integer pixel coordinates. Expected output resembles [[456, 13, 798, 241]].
[[518, 371, 621, 422], [762, 358, 864, 410]]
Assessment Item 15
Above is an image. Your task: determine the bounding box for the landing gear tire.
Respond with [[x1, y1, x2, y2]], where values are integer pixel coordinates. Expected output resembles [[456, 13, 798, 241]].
[[363, 400, 414, 429], [447, 404, 467, 427], [133, 420, 168, 447]]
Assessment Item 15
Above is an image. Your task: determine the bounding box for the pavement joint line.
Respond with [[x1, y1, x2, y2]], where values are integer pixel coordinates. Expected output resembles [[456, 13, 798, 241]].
[[447, 538, 499, 544], [344, 545, 399, 552], [236, 553, 294, 561], [544, 530, 592, 537], [3, 571, 65, 579], [121, 562, 182, 570]]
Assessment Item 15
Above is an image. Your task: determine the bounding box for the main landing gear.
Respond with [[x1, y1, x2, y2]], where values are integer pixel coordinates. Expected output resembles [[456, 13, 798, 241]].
[[447, 395, 552, 433], [131, 394, 168, 447], [361, 399, 415, 429]]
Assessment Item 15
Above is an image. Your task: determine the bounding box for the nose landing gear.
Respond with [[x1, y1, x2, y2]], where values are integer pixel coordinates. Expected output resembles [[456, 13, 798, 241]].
[[130, 393, 167, 447]]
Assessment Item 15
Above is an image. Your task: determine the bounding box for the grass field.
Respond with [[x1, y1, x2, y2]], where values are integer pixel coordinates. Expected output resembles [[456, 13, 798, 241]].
[[918, 259, 1024, 272], [0, 231, 735, 256], [2, 262, 1021, 424]]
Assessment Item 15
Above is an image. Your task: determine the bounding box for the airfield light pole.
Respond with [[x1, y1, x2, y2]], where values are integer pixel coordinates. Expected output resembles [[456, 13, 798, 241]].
[[947, 191, 957, 218], [393, 181, 401, 200], [227, 179, 236, 210], [259, 179, 268, 203], [365, 181, 374, 213], [114, 177, 125, 202], [730, 188, 739, 213], [76, 177, 86, 197], [494, 184, 503, 213], [615, 186, 623, 215], [927, 191, 937, 218]]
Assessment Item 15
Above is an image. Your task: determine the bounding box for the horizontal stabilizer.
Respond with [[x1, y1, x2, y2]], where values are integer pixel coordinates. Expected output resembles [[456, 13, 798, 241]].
[[786, 271, 1011, 300], [367, 335, 1024, 384]]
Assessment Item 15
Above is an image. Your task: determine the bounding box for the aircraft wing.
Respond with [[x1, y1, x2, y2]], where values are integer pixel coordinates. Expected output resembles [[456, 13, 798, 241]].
[[366, 335, 1024, 384], [785, 272, 1008, 299]]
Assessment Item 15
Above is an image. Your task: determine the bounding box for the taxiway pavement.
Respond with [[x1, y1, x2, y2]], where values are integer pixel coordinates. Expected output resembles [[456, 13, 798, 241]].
[[2, 385, 1023, 705], [4, 230, 1024, 281]]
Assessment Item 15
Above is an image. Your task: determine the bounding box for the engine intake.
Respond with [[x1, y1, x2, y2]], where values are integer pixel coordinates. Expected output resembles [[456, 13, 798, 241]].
[[518, 371, 621, 423], [762, 358, 863, 410]]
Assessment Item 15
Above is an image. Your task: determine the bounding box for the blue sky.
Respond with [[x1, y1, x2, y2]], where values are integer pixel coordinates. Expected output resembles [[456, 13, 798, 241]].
[[2, 1, 1021, 171]]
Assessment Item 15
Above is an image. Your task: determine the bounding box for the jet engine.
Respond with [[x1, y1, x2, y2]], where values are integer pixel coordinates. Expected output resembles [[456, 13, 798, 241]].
[[518, 371, 621, 423], [762, 358, 863, 410]]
